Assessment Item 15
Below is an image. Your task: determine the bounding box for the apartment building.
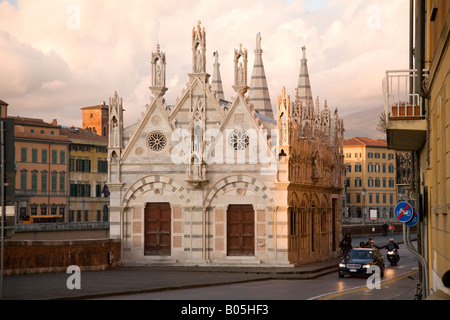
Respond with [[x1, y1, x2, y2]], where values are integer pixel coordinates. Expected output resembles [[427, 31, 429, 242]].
[[343, 137, 397, 224], [61, 126, 109, 223], [13, 117, 70, 222]]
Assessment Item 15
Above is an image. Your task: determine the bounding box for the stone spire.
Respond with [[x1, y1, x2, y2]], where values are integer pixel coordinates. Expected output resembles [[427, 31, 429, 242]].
[[298, 46, 314, 114], [211, 51, 225, 100], [248, 32, 274, 119]]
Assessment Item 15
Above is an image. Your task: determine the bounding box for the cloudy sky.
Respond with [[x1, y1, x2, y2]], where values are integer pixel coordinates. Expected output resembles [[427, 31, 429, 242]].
[[0, 0, 409, 128]]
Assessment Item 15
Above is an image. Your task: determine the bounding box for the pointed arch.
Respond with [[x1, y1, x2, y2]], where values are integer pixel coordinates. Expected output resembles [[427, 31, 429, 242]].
[[122, 175, 191, 209], [204, 175, 274, 207]]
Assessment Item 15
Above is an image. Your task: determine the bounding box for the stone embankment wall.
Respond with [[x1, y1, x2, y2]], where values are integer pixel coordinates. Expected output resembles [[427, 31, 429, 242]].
[[3, 239, 121, 275]]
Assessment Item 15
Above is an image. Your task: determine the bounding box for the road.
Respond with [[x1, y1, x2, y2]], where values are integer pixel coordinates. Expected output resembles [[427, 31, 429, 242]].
[[97, 242, 421, 301]]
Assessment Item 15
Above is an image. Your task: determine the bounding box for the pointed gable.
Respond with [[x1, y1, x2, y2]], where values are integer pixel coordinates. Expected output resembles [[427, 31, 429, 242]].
[[204, 93, 276, 167], [169, 76, 227, 129], [121, 98, 174, 162]]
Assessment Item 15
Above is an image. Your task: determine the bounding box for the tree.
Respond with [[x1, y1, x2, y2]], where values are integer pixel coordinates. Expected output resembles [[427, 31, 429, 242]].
[[376, 111, 387, 135]]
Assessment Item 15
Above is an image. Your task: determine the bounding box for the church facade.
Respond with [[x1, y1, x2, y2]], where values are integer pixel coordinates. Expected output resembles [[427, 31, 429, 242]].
[[107, 22, 345, 267]]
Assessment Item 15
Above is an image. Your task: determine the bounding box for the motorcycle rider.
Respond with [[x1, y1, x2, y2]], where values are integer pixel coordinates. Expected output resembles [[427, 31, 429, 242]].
[[339, 233, 353, 257], [386, 238, 400, 265], [387, 238, 399, 250]]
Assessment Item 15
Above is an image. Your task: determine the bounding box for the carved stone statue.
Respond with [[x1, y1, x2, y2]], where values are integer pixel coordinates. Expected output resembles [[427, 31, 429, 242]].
[[150, 44, 167, 97], [256, 32, 262, 50], [155, 63, 161, 86], [195, 49, 203, 73]]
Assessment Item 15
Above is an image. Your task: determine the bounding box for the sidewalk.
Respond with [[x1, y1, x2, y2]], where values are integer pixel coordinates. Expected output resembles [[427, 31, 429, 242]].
[[1, 233, 415, 300]]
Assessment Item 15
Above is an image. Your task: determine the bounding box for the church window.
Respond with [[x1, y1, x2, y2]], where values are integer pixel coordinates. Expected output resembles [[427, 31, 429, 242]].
[[147, 131, 167, 152], [229, 130, 249, 151]]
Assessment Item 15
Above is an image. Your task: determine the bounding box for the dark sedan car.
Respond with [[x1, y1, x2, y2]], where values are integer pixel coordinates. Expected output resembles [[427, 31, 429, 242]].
[[338, 248, 385, 278]]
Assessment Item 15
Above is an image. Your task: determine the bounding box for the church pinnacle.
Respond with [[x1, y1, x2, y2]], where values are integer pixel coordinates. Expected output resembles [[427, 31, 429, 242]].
[[297, 46, 314, 112], [248, 32, 274, 119], [211, 51, 225, 100]]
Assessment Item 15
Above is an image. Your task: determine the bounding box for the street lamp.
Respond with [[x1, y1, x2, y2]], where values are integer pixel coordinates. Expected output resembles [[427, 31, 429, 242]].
[[398, 186, 404, 202], [362, 187, 367, 225]]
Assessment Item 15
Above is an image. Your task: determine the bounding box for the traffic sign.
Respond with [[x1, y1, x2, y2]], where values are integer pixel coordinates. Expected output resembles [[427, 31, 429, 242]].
[[394, 201, 414, 223], [406, 209, 419, 227]]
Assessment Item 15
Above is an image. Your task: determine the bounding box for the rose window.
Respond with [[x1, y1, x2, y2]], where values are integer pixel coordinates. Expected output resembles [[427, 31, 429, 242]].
[[147, 131, 167, 152], [229, 130, 249, 151]]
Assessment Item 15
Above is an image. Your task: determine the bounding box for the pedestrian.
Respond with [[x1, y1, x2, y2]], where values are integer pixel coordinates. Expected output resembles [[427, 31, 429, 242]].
[[339, 233, 353, 257], [388, 223, 395, 236], [366, 238, 376, 248], [382, 222, 388, 236], [426, 270, 450, 300], [359, 241, 367, 248]]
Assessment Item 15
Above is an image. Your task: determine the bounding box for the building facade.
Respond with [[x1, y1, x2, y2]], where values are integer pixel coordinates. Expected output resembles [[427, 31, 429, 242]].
[[13, 117, 70, 222], [424, 0, 450, 298], [384, 1, 450, 298], [343, 137, 398, 224], [108, 22, 345, 267], [81, 102, 109, 136], [61, 126, 109, 223]]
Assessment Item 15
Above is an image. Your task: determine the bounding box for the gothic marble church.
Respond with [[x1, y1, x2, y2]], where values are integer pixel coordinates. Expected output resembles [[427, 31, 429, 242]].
[[107, 21, 345, 267]]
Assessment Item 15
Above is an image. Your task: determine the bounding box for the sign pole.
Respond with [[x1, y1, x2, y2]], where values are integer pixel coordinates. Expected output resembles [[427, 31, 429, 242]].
[[396, 201, 428, 299]]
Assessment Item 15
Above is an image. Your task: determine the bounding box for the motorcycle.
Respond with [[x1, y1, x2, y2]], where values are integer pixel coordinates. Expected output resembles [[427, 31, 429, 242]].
[[386, 248, 400, 266]]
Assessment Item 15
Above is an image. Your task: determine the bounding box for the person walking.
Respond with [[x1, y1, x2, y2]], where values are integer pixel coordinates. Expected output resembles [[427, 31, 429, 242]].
[[388, 223, 395, 236], [382, 222, 388, 236]]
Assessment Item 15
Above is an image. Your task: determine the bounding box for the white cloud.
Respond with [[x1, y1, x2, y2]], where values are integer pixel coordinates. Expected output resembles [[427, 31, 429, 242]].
[[0, 0, 409, 127], [41, 80, 66, 90]]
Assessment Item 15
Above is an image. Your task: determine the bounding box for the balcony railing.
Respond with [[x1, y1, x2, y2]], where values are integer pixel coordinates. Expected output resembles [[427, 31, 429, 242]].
[[383, 70, 427, 121]]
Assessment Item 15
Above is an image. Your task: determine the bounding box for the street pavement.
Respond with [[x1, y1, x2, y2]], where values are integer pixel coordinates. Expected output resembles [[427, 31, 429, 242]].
[[1, 233, 412, 300]]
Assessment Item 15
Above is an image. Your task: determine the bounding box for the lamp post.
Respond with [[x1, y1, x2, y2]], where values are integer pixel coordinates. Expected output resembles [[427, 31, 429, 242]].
[[362, 187, 367, 225], [398, 186, 404, 202]]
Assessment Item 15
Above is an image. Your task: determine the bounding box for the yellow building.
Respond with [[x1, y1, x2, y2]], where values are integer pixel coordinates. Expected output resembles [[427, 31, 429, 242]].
[[425, 0, 450, 298], [384, 1, 450, 298], [61, 127, 109, 222], [343, 137, 397, 224]]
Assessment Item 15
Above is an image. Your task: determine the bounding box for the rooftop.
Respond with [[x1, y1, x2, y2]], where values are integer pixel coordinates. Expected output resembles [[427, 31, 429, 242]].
[[60, 126, 108, 143], [343, 137, 387, 148]]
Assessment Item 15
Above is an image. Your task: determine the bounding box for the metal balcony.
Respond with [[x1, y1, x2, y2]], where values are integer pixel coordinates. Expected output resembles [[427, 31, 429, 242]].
[[383, 70, 427, 151]]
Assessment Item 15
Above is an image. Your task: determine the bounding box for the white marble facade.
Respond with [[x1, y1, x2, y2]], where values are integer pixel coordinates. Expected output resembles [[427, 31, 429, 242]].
[[108, 21, 345, 267]]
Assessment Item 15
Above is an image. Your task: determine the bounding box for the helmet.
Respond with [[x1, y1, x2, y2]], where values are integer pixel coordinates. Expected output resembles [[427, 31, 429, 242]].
[[390, 238, 394, 241]]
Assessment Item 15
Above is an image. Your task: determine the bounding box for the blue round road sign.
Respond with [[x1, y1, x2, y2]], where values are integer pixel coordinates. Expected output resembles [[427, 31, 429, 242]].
[[394, 201, 414, 223], [406, 209, 419, 227]]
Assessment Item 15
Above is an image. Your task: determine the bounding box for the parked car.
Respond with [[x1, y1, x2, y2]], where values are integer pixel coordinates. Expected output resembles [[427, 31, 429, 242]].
[[338, 248, 385, 278]]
